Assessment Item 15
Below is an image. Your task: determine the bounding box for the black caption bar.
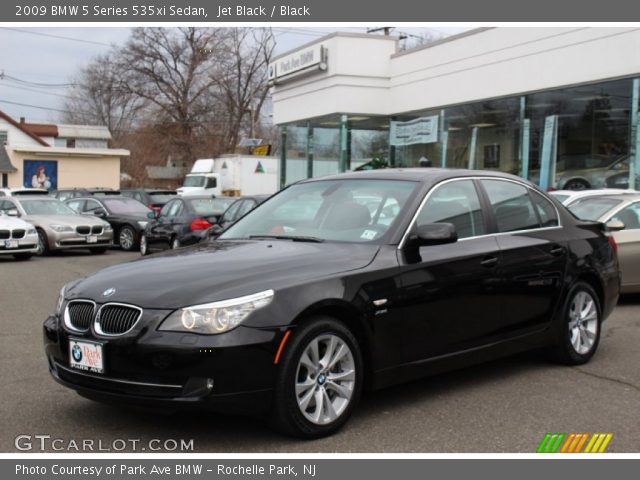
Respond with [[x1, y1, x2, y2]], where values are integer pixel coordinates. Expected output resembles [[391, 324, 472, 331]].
[[5, 459, 640, 480], [4, 0, 640, 22]]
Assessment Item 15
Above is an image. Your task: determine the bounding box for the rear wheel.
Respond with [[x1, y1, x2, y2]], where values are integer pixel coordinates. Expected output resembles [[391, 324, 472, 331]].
[[550, 282, 601, 365], [271, 317, 363, 438], [118, 226, 136, 251], [564, 179, 590, 191], [171, 237, 180, 250], [36, 229, 49, 256]]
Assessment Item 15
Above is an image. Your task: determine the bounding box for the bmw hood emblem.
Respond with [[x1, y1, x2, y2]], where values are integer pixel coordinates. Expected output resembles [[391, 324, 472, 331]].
[[102, 287, 116, 298]]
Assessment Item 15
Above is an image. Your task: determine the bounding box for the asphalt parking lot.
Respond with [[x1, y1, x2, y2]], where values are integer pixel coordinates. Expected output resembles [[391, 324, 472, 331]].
[[1, 250, 639, 453]]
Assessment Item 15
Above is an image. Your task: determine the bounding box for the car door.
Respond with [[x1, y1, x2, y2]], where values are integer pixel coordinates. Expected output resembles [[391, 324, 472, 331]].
[[146, 201, 172, 249], [396, 178, 503, 362], [606, 201, 640, 290], [152, 200, 182, 248], [479, 179, 568, 336]]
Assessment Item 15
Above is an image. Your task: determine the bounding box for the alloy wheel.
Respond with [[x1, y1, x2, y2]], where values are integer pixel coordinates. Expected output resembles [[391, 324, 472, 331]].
[[140, 235, 148, 255], [568, 290, 599, 355], [119, 227, 134, 250], [295, 334, 356, 425]]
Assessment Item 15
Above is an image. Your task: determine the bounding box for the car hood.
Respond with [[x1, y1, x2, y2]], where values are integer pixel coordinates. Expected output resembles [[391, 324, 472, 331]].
[[24, 214, 106, 227], [0, 216, 34, 229], [66, 240, 380, 309]]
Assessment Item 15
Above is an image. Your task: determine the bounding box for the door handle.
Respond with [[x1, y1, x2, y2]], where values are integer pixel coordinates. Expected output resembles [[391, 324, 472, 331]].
[[480, 256, 498, 267], [549, 246, 565, 256]]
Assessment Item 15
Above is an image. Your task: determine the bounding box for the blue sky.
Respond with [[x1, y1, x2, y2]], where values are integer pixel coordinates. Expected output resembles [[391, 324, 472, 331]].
[[0, 26, 469, 124]]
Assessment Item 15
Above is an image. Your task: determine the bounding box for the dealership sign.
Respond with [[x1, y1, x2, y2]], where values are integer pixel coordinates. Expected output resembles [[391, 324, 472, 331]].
[[269, 44, 326, 82], [390, 116, 439, 146]]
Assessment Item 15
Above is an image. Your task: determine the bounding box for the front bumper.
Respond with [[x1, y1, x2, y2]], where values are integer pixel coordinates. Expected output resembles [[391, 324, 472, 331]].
[[43, 310, 284, 413], [0, 233, 38, 254], [48, 229, 113, 250]]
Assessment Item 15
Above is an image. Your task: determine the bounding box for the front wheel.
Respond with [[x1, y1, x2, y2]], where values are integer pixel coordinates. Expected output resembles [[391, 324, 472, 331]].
[[36, 229, 49, 256], [118, 226, 137, 251], [271, 317, 363, 438], [140, 234, 149, 255], [550, 282, 601, 365]]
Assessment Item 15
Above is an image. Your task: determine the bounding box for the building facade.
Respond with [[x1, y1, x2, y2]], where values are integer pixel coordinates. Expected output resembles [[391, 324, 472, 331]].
[[270, 27, 640, 190], [0, 111, 128, 190]]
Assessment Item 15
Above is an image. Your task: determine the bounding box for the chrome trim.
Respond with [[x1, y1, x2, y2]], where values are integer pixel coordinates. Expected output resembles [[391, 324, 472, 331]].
[[54, 362, 182, 389], [63, 299, 97, 333], [398, 176, 563, 250], [94, 302, 143, 337]]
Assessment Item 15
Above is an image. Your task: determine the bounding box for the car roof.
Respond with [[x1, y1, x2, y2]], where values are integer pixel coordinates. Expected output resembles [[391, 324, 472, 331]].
[[574, 193, 640, 202], [299, 168, 530, 184]]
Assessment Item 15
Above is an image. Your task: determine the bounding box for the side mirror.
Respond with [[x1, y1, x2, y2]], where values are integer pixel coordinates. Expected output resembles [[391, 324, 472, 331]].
[[411, 223, 458, 247], [92, 208, 107, 218], [7, 208, 19, 217], [147, 211, 157, 220], [606, 220, 625, 231], [207, 224, 223, 239]]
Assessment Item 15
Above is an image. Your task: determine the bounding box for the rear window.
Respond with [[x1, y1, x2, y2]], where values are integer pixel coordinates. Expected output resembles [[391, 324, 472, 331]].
[[569, 198, 623, 221], [148, 191, 177, 204], [102, 197, 151, 215], [188, 197, 235, 214]]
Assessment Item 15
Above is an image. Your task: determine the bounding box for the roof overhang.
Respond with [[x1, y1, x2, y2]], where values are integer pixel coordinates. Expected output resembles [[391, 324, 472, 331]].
[[10, 145, 129, 158]]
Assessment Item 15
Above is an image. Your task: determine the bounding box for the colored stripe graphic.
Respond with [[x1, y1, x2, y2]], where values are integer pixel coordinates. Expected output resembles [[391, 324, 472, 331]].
[[537, 433, 613, 453]]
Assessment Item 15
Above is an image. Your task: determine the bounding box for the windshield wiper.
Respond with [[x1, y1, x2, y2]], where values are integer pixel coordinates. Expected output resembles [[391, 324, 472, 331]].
[[248, 235, 325, 243]]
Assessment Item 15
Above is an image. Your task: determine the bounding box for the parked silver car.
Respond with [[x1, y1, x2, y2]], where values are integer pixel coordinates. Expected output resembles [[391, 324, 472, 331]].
[[568, 193, 640, 293], [0, 196, 113, 255], [0, 211, 38, 260]]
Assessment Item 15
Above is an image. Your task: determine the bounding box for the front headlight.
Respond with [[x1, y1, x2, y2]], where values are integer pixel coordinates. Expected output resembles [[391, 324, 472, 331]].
[[27, 228, 36, 235], [103, 222, 113, 231], [55, 285, 66, 316], [159, 290, 274, 334], [49, 224, 73, 233]]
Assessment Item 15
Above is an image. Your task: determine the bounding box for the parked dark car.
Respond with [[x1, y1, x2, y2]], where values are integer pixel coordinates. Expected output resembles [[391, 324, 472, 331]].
[[44, 169, 619, 438], [140, 196, 236, 254], [53, 188, 120, 202], [120, 188, 178, 215], [65, 196, 152, 251], [208, 195, 269, 236]]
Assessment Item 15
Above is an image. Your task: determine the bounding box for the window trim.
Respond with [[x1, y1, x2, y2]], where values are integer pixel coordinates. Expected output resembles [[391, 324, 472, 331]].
[[397, 176, 562, 250]]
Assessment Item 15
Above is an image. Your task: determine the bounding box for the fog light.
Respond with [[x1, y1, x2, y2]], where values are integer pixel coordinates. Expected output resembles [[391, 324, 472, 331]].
[[206, 378, 214, 390]]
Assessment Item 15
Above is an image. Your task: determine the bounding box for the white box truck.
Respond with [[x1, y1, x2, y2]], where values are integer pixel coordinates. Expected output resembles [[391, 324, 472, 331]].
[[177, 155, 278, 197]]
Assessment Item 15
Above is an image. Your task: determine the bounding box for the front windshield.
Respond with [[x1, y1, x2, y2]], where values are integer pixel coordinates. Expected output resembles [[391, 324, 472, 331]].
[[220, 179, 418, 243], [183, 175, 206, 187], [21, 199, 76, 215], [102, 197, 152, 215], [568, 197, 623, 221]]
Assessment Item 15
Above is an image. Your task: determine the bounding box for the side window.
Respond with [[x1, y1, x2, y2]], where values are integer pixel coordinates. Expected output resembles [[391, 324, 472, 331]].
[[168, 200, 183, 217], [223, 201, 242, 223], [610, 203, 640, 230], [0, 200, 14, 212], [531, 192, 559, 227], [481, 180, 539, 232], [67, 200, 84, 213], [237, 200, 256, 218], [159, 201, 173, 218], [206, 177, 217, 189], [84, 199, 102, 213], [416, 179, 486, 240]]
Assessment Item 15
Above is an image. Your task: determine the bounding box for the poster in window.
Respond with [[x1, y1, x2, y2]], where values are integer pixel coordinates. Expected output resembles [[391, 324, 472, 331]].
[[23, 160, 58, 190], [483, 145, 500, 169]]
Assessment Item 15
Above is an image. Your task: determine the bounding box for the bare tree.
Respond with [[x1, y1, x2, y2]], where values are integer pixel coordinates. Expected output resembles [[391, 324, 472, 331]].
[[208, 28, 275, 152], [63, 52, 146, 137]]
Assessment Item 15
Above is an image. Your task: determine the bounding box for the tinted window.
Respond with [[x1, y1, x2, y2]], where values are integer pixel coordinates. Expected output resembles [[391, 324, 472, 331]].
[[482, 180, 539, 232], [569, 197, 623, 221], [148, 191, 177, 204], [531, 192, 559, 227], [417, 179, 485, 239], [188, 197, 235, 215], [609, 202, 640, 229]]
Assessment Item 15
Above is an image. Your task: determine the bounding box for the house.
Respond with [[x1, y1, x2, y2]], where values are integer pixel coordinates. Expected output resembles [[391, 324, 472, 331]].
[[0, 110, 129, 190]]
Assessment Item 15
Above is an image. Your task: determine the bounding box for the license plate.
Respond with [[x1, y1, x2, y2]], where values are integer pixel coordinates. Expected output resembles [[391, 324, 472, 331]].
[[4, 239, 19, 249], [86, 235, 98, 244], [69, 339, 104, 374]]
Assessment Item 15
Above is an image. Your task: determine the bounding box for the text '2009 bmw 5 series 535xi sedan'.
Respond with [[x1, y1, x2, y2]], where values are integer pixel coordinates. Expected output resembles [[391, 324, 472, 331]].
[[43, 169, 620, 438]]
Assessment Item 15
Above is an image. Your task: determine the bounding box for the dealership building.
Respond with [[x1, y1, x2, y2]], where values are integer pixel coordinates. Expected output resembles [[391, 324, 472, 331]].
[[270, 27, 640, 189]]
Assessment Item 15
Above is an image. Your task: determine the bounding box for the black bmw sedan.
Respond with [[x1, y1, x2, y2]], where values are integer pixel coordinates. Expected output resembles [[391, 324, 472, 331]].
[[44, 169, 620, 438], [66, 196, 153, 251]]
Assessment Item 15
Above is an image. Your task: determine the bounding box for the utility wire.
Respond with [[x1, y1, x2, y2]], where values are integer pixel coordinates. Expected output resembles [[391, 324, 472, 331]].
[[0, 27, 112, 47]]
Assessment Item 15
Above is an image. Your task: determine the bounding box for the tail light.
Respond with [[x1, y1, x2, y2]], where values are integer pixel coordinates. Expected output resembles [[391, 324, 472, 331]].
[[190, 218, 212, 231], [607, 235, 617, 254], [149, 204, 161, 214]]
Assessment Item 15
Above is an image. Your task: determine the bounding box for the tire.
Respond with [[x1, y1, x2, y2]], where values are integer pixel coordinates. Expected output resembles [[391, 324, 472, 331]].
[[90, 248, 107, 255], [171, 237, 180, 250], [36, 229, 50, 256], [563, 179, 590, 191], [118, 226, 137, 251], [140, 234, 149, 256], [271, 317, 363, 438], [549, 281, 602, 365], [13, 253, 33, 261]]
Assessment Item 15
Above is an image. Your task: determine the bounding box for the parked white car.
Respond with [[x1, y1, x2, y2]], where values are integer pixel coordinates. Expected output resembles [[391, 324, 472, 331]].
[[549, 189, 637, 206], [0, 211, 38, 260], [0, 187, 49, 197]]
